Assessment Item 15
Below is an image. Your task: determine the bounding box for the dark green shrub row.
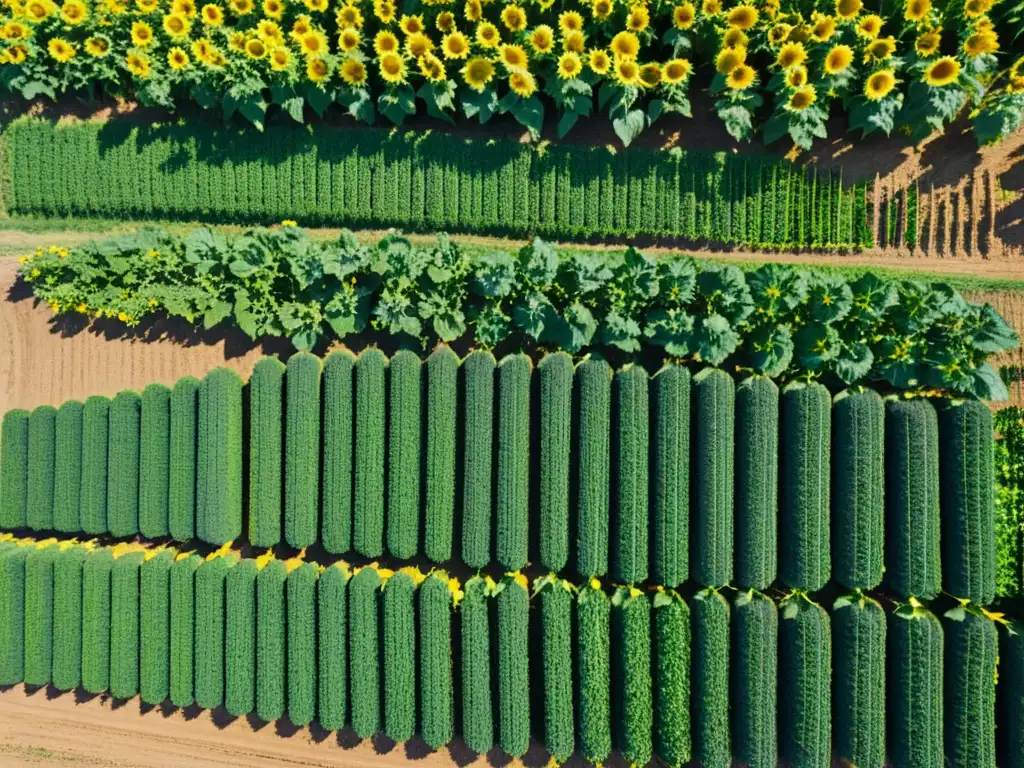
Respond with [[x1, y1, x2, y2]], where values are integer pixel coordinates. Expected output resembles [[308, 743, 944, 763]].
[[996, 406, 1024, 598], [2, 119, 871, 250]]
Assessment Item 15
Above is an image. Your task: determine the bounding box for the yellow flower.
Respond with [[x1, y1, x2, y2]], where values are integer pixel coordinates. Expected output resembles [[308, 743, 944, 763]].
[[245, 37, 267, 57], [303, 0, 327, 10], [921, 54, 958, 84], [835, 0, 861, 19], [864, 68, 896, 99], [379, 51, 406, 83], [562, 31, 585, 53], [626, 4, 649, 32], [786, 85, 816, 111], [964, 0, 992, 18], [727, 62, 755, 89], [610, 30, 639, 60], [476, 21, 499, 49], [964, 29, 998, 56], [785, 64, 807, 87], [824, 43, 853, 74], [340, 56, 366, 84], [262, 0, 283, 18], [500, 4, 526, 31], [716, 45, 745, 73], [257, 20, 283, 43], [776, 41, 806, 69], [399, 13, 423, 34], [336, 4, 363, 27], [499, 43, 528, 71], [727, 3, 757, 29], [60, 0, 87, 24], [464, 0, 481, 21], [701, 0, 721, 15], [613, 57, 640, 85], [436, 11, 454, 32], [300, 30, 328, 56], [0, 22, 30, 41], [306, 55, 329, 82], [229, 31, 246, 52], [191, 36, 213, 61], [131, 20, 154, 46], [337, 27, 360, 53], [723, 26, 747, 48], [230, 0, 253, 13], [373, 0, 395, 23], [638, 62, 661, 87], [270, 45, 291, 69], [374, 30, 399, 55], [588, 48, 610, 74], [290, 13, 311, 38], [126, 51, 151, 76], [418, 51, 446, 81], [167, 46, 189, 69], [662, 57, 691, 83], [136, 0, 158, 12], [915, 30, 940, 56], [171, 0, 197, 17], [592, 0, 613, 21], [673, 2, 695, 29], [23, 0, 56, 22], [558, 10, 583, 34], [557, 51, 582, 79], [855, 16, 881, 39], [405, 32, 432, 58], [85, 36, 110, 56], [768, 23, 791, 46], [528, 25, 553, 54], [864, 35, 896, 62], [462, 55, 494, 91], [810, 15, 835, 41], [508, 69, 536, 98], [76, 303, 88, 313], [201, 3, 224, 24], [904, 0, 930, 22], [163, 13, 190, 38], [47, 37, 76, 62]]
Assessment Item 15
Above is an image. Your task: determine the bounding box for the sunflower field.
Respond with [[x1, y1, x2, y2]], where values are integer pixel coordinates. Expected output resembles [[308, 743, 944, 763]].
[[0, 0, 1021, 146]]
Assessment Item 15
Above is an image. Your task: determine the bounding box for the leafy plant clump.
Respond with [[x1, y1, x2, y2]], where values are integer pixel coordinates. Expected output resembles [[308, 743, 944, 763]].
[[19, 224, 1017, 399]]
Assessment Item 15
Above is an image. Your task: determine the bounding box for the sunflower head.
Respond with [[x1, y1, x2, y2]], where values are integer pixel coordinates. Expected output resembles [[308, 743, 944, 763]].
[[131, 20, 154, 46], [727, 4, 758, 29], [245, 37, 267, 58], [167, 46, 189, 69], [340, 56, 366, 84], [163, 12, 191, 38], [824, 43, 853, 74], [442, 30, 470, 59], [701, 0, 721, 15], [810, 16, 836, 41], [230, 0, 253, 13], [373, 30, 398, 55], [592, 0, 613, 20], [435, 11, 454, 32], [462, 56, 494, 91], [855, 14, 881, 39], [405, 31, 432, 58], [508, 70, 536, 98], [865, 35, 896, 61], [374, 0, 395, 23], [963, 29, 998, 57], [904, 0, 930, 21], [588, 48, 611, 74], [305, 0, 327, 10], [776, 41, 806, 69], [464, 0, 482, 21], [557, 51, 582, 79], [663, 57, 691, 84], [923, 55, 960, 86], [835, 0, 861, 20], [626, 4, 649, 31], [864, 68, 896, 99], [768, 23, 792, 46], [399, 13, 423, 34], [338, 27, 360, 52], [614, 57, 640, 85], [785, 64, 807, 87], [306, 56, 329, 82], [378, 51, 406, 83], [915, 30, 940, 56], [47, 37, 76, 62], [126, 51, 151, 77], [418, 52, 446, 82], [528, 25, 553, 54], [136, 0, 157, 12], [201, 3, 223, 25], [638, 62, 662, 88], [500, 4, 526, 31], [262, 0, 282, 18], [558, 10, 583, 33], [301, 30, 328, 57], [716, 45, 746, 73], [60, 0, 87, 24], [23, 0, 55, 22], [964, 0, 992, 17], [727, 63, 755, 89], [270, 45, 291, 70], [476, 21, 500, 49], [562, 30, 586, 53], [786, 85, 816, 111], [85, 35, 111, 56], [723, 26, 747, 48], [610, 30, 639, 61], [673, 1, 695, 29], [499, 42, 528, 71]]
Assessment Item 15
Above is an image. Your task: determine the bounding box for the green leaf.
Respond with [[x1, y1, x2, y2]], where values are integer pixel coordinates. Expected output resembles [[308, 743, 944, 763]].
[[511, 96, 544, 139], [611, 108, 647, 146], [461, 87, 500, 123]]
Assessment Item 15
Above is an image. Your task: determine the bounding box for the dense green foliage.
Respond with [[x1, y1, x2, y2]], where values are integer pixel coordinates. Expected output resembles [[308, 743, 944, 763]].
[[285, 354, 322, 550], [81, 547, 112, 695], [139, 385, 171, 539], [194, 556, 232, 709], [996, 407, 1024, 598], [832, 388, 885, 590], [80, 397, 109, 536], [321, 352, 354, 555], [998, 621, 1024, 767], [496, 354, 531, 572], [348, 566, 381, 740], [286, 563, 318, 727], [0, 411, 29, 530], [26, 406, 56, 532], [0, 546, 26, 685], [943, 606, 997, 767], [651, 365, 689, 589], [692, 369, 734, 588], [107, 392, 140, 538], [168, 378, 199, 542], [418, 572, 454, 751], [383, 571, 417, 743], [140, 550, 173, 706], [612, 587, 653, 767], [833, 593, 886, 768], [734, 377, 777, 592], [354, 350, 386, 559], [653, 589, 690, 767], [538, 353, 572, 573], [23, 545, 56, 687], [51, 545, 85, 692], [387, 352, 421, 560], [731, 590, 777, 768], [225, 559, 257, 717], [110, 551, 144, 699], [691, 588, 730, 768], [317, 564, 348, 732], [576, 581, 611, 765], [53, 401, 83, 534], [424, 348, 458, 564], [248, 357, 285, 549], [495, 575, 530, 759], [778, 594, 831, 768], [888, 603, 944, 768], [4, 120, 871, 251], [461, 351, 495, 570], [575, 359, 611, 579], [884, 398, 942, 599], [170, 553, 201, 708], [256, 559, 287, 723], [537, 576, 574, 763], [197, 369, 243, 545], [459, 575, 494, 756], [613, 365, 648, 585]]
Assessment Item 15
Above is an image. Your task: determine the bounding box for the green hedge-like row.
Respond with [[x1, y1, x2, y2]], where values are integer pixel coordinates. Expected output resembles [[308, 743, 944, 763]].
[[2, 118, 871, 251], [0, 351, 1001, 604], [2, 538, 1020, 765]]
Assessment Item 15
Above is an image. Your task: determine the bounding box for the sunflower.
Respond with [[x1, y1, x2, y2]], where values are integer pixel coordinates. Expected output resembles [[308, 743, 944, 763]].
[[337, 3, 363, 27], [915, 30, 940, 56], [723, 26, 747, 48], [59, 0, 88, 25], [23, 0, 55, 22], [262, 0, 283, 19], [227, 31, 246, 51], [856, 14, 882, 38], [399, 13, 423, 34], [379, 51, 406, 83], [768, 23, 792, 46], [419, 52, 446, 81], [864, 36, 896, 62], [964, 0, 992, 17], [0, 22, 29, 40], [727, 3, 758, 29], [436, 11, 454, 31], [47, 37, 76, 62], [528, 25, 553, 54], [557, 51, 582, 79], [638, 62, 661, 87], [300, 30, 329, 57], [373, 0, 395, 22], [131, 21, 154, 47], [405, 31, 432, 58], [662, 57, 691, 83], [270, 45, 291, 69], [85, 36, 110, 56], [257, 20, 283, 43], [201, 3, 223, 24], [785, 64, 807, 87], [374, 30, 399, 55], [305, 0, 327, 10], [442, 30, 470, 58], [126, 51, 151, 77], [245, 37, 267, 57], [501, 3, 526, 31], [499, 42, 528, 71], [904, 0, 929, 22], [864, 68, 895, 99], [727, 63, 755, 89], [613, 57, 640, 85], [835, 0, 861, 20], [964, 30, 998, 56], [562, 31, 585, 53], [340, 56, 366, 84], [673, 2, 695, 29], [291, 13, 313, 37], [2, 44, 28, 63], [508, 70, 536, 98], [716, 45, 745, 73], [337, 27, 360, 53], [810, 15, 835, 41], [231, 0, 254, 13], [476, 21, 500, 49], [559, 10, 583, 34], [167, 46, 190, 69], [824, 43, 853, 74], [306, 56, 329, 82], [171, 0, 198, 18], [136, 0, 158, 13], [163, 12, 190, 38], [701, 0, 721, 15], [588, 48, 611, 74], [462, 55, 494, 91], [626, 4, 649, 31], [785, 86, 815, 112], [464, 0, 481, 21], [592, 0, 613, 21], [776, 41, 806, 69], [610, 30, 639, 60]]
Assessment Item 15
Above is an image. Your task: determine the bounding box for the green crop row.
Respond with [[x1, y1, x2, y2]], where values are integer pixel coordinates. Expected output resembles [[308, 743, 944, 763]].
[[2, 118, 870, 251], [0, 353, 1002, 604]]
